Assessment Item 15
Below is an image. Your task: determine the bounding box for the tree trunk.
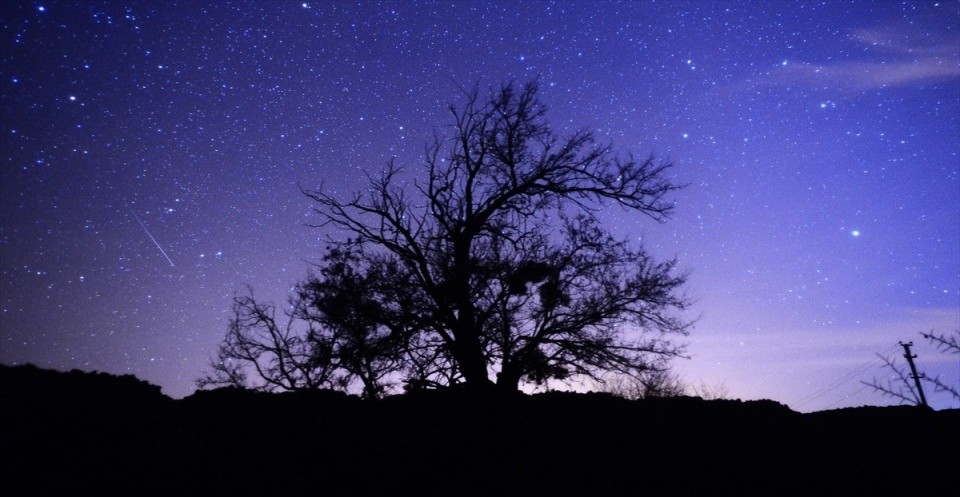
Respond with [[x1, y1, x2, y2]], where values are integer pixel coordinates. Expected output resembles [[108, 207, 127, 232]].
[[495, 362, 521, 392], [450, 322, 492, 387], [449, 234, 493, 388]]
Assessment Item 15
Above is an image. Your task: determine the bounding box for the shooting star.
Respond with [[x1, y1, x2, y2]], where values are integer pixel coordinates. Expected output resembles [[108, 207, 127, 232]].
[[128, 207, 176, 268]]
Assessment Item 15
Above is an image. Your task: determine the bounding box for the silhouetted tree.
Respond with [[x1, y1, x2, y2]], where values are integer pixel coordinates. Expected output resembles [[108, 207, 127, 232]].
[[197, 285, 348, 393], [301, 80, 690, 391], [201, 80, 690, 395], [296, 246, 408, 398], [863, 329, 960, 407], [198, 249, 407, 399]]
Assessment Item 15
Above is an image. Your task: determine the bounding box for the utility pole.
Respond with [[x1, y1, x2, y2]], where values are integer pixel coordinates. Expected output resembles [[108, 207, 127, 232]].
[[899, 341, 929, 408]]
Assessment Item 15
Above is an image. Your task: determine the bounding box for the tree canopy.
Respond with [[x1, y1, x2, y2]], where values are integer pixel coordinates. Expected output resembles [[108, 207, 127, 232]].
[[200, 80, 691, 397]]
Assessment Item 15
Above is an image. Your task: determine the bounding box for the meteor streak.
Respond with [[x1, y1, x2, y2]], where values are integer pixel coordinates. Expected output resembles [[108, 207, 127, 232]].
[[128, 207, 176, 268]]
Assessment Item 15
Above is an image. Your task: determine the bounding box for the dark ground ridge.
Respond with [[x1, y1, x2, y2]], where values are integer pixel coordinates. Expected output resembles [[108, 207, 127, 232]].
[[3, 364, 956, 496]]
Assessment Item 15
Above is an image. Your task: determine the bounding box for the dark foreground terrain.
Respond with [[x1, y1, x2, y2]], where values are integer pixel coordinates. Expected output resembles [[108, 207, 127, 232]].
[[2, 364, 956, 496]]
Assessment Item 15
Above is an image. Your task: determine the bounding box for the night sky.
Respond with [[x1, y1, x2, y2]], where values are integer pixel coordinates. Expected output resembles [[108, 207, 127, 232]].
[[2, 1, 958, 411]]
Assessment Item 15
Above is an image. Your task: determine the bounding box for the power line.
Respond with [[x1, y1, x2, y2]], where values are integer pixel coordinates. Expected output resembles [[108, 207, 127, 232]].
[[822, 382, 873, 411], [794, 344, 899, 410]]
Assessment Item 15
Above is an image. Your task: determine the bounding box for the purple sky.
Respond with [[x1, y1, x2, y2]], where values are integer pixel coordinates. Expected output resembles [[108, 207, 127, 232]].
[[2, 1, 958, 411]]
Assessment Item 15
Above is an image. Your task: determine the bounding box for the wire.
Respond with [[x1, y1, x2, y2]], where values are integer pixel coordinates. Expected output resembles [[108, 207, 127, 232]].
[[822, 382, 874, 410], [794, 343, 899, 410]]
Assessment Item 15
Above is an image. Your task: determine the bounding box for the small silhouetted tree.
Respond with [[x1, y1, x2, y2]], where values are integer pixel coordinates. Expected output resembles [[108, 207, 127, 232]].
[[198, 248, 406, 399], [201, 79, 691, 395], [196, 285, 347, 393], [297, 246, 408, 398], [863, 329, 960, 407]]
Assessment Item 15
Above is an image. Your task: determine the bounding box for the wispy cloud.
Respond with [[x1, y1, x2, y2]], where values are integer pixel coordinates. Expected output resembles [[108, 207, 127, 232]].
[[678, 306, 960, 411], [771, 27, 959, 91]]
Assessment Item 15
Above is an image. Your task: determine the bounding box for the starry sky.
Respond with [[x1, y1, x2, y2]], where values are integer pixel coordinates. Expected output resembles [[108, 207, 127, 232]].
[[2, 0, 958, 411]]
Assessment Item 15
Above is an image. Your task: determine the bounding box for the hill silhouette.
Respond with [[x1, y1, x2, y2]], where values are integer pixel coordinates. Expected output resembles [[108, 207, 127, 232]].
[[2, 364, 955, 495]]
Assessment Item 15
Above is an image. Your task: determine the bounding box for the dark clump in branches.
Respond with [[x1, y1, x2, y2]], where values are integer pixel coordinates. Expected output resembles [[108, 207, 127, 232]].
[[200, 80, 691, 397]]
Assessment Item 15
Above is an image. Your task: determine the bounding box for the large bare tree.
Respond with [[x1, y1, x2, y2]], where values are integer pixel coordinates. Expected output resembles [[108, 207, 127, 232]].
[[300, 80, 691, 391]]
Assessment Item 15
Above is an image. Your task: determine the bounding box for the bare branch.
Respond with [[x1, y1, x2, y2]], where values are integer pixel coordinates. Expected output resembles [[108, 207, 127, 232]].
[[921, 329, 960, 354], [862, 353, 921, 405]]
